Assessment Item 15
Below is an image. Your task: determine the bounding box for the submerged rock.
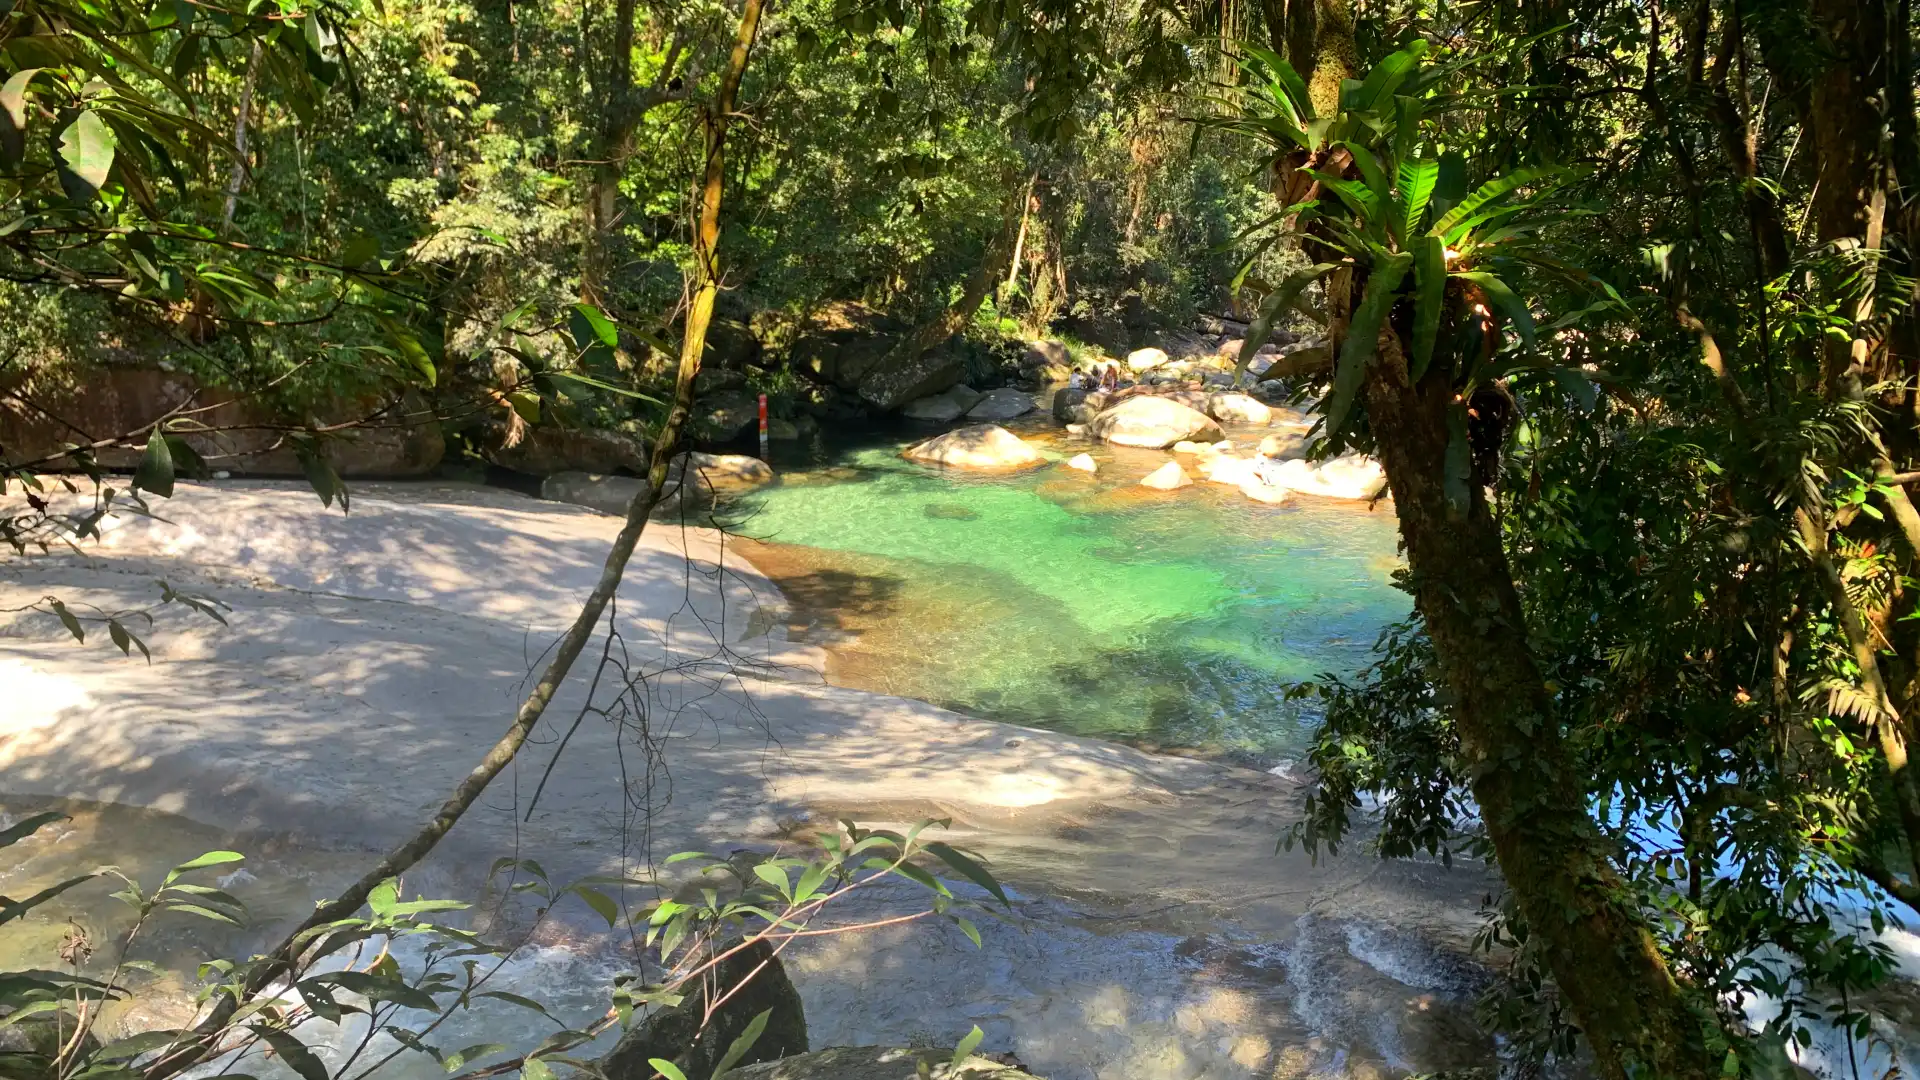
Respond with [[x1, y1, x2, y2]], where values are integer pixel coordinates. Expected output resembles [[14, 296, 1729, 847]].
[[1207, 392, 1272, 425], [732, 1047, 1043, 1079], [1139, 461, 1192, 490], [967, 386, 1036, 421], [1088, 397, 1223, 449], [601, 939, 808, 1080], [1066, 453, 1097, 473], [1258, 431, 1307, 460], [904, 425, 1044, 469]]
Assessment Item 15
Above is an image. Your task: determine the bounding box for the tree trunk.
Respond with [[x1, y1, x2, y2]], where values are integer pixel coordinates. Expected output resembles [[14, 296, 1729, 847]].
[[582, 13, 685, 307], [878, 184, 1023, 365], [1361, 326, 1722, 1078], [672, 0, 765, 388], [220, 41, 263, 233], [1808, 0, 1890, 395]]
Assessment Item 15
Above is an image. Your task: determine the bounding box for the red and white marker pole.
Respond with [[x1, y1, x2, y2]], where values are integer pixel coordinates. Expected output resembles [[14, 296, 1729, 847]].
[[758, 393, 769, 459]]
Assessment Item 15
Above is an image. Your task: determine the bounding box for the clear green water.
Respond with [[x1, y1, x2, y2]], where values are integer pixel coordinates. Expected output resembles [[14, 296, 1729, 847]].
[[729, 430, 1409, 760]]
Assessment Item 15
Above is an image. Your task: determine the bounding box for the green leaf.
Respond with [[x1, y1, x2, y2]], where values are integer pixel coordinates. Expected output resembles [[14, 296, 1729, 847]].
[[1397, 156, 1439, 241], [520, 1060, 555, 1080], [96, 1029, 187, 1061], [923, 842, 1009, 908], [1548, 366, 1598, 412], [57, 111, 118, 203], [379, 319, 437, 388], [166, 902, 244, 925], [647, 1060, 689, 1080], [950, 1026, 985, 1069], [367, 878, 398, 917], [752, 863, 793, 900], [1352, 41, 1428, 114], [1239, 262, 1341, 379], [1326, 255, 1412, 438], [0, 812, 66, 849], [1431, 151, 1467, 217], [323, 970, 441, 1013], [1340, 143, 1393, 220], [166, 851, 244, 880], [107, 619, 150, 662], [572, 886, 619, 927], [47, 599, 85, 643], [708, 1009, 771, 1080], [570, 303, 619, 348], [250, 1025, 330, 1080], [1430, 166, 1559, 242], [442, 1044, 510, 1073], [477, 991, 556, 1022], [1454, 271, 1536, 351], [134, 427, 175, 498], [341, 234, 380, 268], [0, 68, 42, 168], [953, 916, 982, 948], [1410, 235, 1446, 380], [295, 442, 349, 513]]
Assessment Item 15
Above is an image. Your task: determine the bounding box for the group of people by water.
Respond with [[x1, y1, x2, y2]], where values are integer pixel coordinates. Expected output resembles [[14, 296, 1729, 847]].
[[1068, 365, 1123, 391]]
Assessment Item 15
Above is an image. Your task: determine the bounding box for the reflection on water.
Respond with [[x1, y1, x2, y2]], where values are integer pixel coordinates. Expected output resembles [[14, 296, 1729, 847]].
[[729, 430, 1408, 760]]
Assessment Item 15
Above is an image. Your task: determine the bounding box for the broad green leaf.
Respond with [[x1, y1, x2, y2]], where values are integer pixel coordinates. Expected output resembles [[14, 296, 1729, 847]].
[[107, 619, 150, 662], [341, 235, 380, 268], [1430, 166, 1559, 241], [647, 1060, 689, 1080], [1397, 157, 1439, 241], [250, 1025, 330, 1080], [1410, 235, 1446, 380], [570, 303, 619, 347], [1431, 151, 1467, 217], [950, 1026, 985, 1070], [477, 991, 556, 1021], [520, 1059, 555, 1080], [752, 863, 792, 900], [1326, 255, 1412, 438], [1454, 271, 1536, 351], [1352, 41, 1428, 114], [134, 427, 175, 498], [1340, 143, 1393, 220], [0, 68, 42, 167], [48, 599, 85, 642], [57, 111, 117, 202], [165, 902, 244, 925], [379, 319, 437, 388], [954, 916, 982, 948], [708, 1009, 771, 1080]]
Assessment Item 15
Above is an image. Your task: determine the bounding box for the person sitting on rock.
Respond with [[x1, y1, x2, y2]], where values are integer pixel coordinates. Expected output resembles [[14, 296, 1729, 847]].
[[1101, 365, 1119, 391], [1068, 368, 1086, 390]]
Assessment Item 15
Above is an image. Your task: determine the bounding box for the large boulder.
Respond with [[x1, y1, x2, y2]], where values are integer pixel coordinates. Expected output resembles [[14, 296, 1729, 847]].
[[857, 348, 967, 411], [1088, 397, 1223, 449], [1258, 431, 1308, 460], [1020, 340, 1070, 371], [904, 425, 1043, 469], [967, 387, 1036, 421], [541, 472, 646, 516], [1259, 453, 1388, 500], [1207, 393, 1273, 425], [489, 426, 647, 476], [601, 939, 808, 1080], [1, 367, 444, 478], [1051, 388, 1099, 425], [697, 389, 760, 441], [732, 1047, 1044, 1079], [902, 385, 984, 421], [1125, 347, 1170, 373]]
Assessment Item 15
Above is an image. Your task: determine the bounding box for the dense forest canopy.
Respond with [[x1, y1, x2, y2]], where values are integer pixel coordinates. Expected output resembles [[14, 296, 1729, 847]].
[[2, 0, 1919, 1072]]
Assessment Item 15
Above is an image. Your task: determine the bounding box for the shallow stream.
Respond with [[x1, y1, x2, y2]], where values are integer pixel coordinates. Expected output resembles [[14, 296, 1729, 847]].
[[729, 420, 1407, 762]]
